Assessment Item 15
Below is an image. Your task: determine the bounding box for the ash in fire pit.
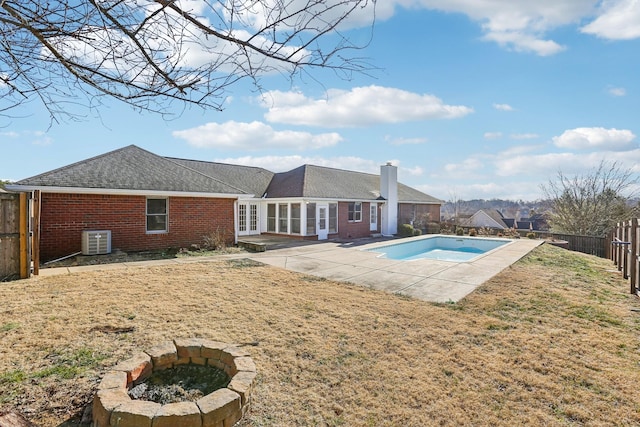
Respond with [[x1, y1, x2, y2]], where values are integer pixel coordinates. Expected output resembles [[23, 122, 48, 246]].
[[93, 338, 257, 427], [128, 364, 230, 404]]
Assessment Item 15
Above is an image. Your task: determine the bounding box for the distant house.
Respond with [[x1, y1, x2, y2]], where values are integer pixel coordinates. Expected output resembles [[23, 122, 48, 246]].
[[461, 209, 509, 230], [7, 145, 442, 262], [462, 209, 548, 232]]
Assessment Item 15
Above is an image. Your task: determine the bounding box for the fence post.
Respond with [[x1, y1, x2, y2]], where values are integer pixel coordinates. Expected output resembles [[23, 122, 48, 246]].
[[19, 192, 29, 279], [616, 222, 624, 272], [32, 190, 40, 276], [631, 218, 638, 295]]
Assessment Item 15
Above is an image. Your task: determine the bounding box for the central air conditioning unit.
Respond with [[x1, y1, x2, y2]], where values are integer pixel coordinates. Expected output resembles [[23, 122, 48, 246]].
[[81, 230, 112, 255]]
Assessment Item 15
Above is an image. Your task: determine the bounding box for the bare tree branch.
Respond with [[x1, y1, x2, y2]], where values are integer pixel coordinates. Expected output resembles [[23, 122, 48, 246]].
[[0, 0, 376, 123]]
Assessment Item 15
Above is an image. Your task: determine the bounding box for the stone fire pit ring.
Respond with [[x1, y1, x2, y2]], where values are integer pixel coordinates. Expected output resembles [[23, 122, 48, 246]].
[[93, 338, 257, 427]]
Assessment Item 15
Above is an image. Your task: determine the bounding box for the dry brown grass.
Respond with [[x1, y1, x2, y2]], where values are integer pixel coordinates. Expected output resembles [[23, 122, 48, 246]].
[[1, 244, 640, 426]]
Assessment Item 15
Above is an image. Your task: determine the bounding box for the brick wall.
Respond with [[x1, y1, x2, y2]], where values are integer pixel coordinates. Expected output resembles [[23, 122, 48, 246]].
[[336, 201, 376, 239], [39, 193, 235, 262]]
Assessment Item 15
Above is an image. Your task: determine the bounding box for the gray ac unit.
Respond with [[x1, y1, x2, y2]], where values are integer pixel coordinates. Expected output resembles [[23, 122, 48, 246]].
[[81, 230, 112, 255]]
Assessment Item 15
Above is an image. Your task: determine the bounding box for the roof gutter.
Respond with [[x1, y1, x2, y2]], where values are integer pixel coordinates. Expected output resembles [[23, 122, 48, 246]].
[[5, 184, 251, 199]]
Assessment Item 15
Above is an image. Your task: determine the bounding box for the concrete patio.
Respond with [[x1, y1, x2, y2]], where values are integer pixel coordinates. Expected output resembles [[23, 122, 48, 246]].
[[246, 236, 543, 303]]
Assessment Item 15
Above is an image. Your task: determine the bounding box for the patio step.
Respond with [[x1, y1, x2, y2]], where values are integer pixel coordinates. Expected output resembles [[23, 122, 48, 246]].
[[238, 240, 267, 252]]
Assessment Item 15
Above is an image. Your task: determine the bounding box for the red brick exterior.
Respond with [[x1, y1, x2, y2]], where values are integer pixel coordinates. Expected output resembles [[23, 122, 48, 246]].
[[336, 201, 379, 239], [39, 193, 235, 262]]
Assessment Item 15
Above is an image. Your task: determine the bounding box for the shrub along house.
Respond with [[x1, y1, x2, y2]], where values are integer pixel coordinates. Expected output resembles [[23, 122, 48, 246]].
[[7, 145, 442, 262]]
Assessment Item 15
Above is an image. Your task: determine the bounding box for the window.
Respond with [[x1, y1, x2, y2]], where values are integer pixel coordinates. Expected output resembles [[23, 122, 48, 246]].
[[329, 203, 337, 233], [370, 204, 377, 224], [291, 203, 301, 234], [278, 203, 288, 233], [249, 204, 258, 232], [306, 203, 316, 234], [239, 204, 247, 232], [146, 198, 167, 233], [267, 204, 276, 232], [348, 202, 362, 222]]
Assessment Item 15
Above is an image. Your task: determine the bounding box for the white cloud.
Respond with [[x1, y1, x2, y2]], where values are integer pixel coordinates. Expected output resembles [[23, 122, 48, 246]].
[[494, 149, 640, 177], [444, 158, 484, 174], [403, 0, 597, 56], [552, 127, 636, 151], [385, 136, 428, 145], [484, 132, 503, 139], [229, 0, 380, 32], [262, 86, 473, 127], [608, 86, 626, 96], [502, 144, 542, 156], [0, 130, 52, 146], [482, 31, 565, 56], [172, 120, 342, 150], [493, 103, 514, 111], [403, 165, 425, 176], [581, 0, 640, 40]]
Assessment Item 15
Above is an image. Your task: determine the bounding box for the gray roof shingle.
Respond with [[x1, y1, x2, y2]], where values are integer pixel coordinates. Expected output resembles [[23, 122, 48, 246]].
[[265, 164, 441, 203], [15, 145, 248, 194], [13, 145, 441, 204], [167, 157, 273, 196]]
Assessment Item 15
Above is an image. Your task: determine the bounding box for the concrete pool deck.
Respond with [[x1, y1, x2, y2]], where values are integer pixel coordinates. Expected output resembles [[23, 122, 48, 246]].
[[247, 236, 543, 303]]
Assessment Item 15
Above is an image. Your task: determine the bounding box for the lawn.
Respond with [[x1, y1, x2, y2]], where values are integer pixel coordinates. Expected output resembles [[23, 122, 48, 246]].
[[1, 243, 639, 426]]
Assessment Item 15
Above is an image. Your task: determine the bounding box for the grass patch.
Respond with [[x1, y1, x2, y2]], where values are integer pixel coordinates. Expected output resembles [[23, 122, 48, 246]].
[[0, 369, 26, 385], [1, 244, 639, 426], [0, 322, 20, 332]]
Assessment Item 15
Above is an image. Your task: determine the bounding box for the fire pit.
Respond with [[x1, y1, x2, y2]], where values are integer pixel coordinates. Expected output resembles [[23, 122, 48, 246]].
[[92, 338, 257, 427]]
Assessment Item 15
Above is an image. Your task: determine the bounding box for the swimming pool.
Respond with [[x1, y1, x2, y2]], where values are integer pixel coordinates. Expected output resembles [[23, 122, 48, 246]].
[[366, 235, 512, 262]]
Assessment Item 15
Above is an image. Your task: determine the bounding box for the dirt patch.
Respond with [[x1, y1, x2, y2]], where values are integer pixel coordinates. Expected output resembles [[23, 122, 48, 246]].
[[1, 244, 640, 426], [42, 247, 246, 268]]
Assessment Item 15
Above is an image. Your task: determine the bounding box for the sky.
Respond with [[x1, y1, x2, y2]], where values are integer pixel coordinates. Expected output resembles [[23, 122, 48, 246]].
[[3, 0, 640, 202]]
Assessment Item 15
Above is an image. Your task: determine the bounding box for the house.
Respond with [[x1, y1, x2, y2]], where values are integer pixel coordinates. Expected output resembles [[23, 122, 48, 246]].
[[7, 145, 442, 262], [462, 209, 548, 232], [462, 209, 510, 230]]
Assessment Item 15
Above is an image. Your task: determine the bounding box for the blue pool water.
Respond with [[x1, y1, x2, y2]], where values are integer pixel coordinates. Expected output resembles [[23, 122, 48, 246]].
[[366, 235, 511, 262]]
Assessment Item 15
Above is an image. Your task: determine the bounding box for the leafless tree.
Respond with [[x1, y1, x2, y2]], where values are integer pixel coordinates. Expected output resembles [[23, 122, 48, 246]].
[[541, 160, 640, 236], [0, 0, 376, 122]]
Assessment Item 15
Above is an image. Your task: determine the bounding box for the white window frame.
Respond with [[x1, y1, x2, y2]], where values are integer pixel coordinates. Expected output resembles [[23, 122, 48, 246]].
[[348, 202, 362, 222], [146, 198, 168, 233], [329, 203, 338, 233]]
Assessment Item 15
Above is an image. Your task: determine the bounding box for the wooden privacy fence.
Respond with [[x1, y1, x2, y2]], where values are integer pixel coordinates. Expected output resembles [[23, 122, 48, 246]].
[[0, 192, 29, 281], [529, 231, 608, 258], [610, 218, 639, 295], [547, 233, 607, 258]]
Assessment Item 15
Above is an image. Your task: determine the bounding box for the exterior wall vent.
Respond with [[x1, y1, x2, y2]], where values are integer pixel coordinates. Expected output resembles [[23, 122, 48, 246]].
[[81, 230, 112, 255]]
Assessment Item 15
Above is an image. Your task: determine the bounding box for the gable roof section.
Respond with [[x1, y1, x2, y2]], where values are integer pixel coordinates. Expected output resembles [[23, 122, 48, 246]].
[[264, 164, 441, 203], [167, 157, 273, 197], [11, 145, 442, 204], [467, 209, 509, 229], [14, 145, 248, 195]]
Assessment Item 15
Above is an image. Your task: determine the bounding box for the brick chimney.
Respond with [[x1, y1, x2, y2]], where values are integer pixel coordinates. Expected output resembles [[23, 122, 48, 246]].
[[380, 162, 398, 235]]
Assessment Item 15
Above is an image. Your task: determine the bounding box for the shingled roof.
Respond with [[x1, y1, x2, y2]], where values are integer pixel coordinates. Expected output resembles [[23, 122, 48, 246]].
[[265, 164, 441, 203], [12, 145, 441, 204], [14, 145, 248, 195], [167, 157, 273, 197]]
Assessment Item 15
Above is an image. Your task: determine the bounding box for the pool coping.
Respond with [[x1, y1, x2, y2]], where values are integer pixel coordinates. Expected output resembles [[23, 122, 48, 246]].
[[248, 236, 543, 303], [362, 234, 515, 263]]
